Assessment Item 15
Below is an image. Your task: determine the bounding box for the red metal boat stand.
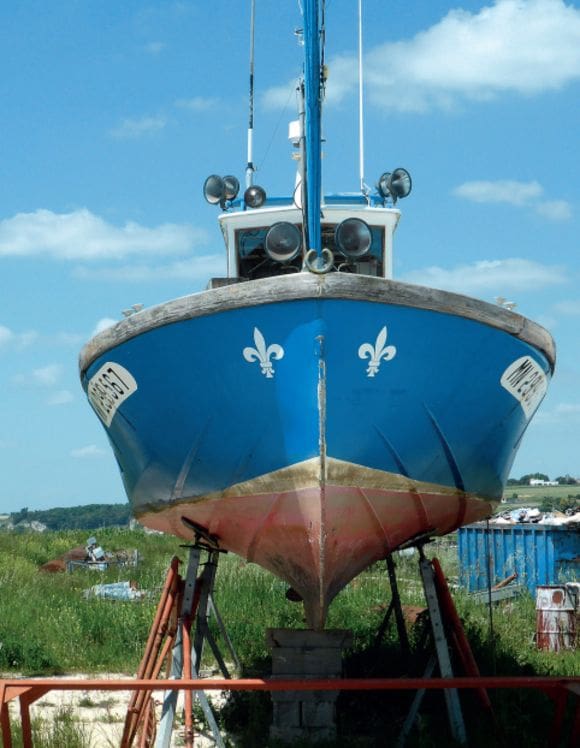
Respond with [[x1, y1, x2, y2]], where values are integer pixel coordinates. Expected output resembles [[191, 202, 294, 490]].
[[397, 547, 496, 746], [122, 522, 238, 748], [1, 546, 578, 747]]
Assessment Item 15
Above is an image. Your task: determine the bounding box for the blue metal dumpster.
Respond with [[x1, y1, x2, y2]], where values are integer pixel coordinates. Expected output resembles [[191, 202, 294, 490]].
[[458, 523, 579, 594]]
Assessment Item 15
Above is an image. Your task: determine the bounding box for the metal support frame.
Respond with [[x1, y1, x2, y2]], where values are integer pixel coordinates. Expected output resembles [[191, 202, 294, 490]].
[[398, 547, 467, 746], [374, 554, 411, 658], [2, 545, 577, 746], [1, 676, 578, 747], [155, 540, 236, 748], [121, 523, 238, 748]]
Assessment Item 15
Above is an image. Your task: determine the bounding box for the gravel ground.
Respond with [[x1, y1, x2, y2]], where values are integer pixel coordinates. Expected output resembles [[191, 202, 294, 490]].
[[6, 672, 227, 747]]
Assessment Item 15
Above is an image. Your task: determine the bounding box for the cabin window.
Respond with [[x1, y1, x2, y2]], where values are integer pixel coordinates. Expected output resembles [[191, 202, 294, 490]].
[[236, 225, 303, 279], [235, 223, 385, 280], [321, 223, 384, 277]]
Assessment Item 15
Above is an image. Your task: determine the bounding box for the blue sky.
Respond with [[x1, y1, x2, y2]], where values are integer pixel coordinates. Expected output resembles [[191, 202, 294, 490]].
[[1, 0, 579, 513]]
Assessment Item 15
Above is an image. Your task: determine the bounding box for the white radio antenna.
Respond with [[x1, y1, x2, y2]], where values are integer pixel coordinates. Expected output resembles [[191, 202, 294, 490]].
[[358, 0, 366, 195], [246, 0, 256, 188]]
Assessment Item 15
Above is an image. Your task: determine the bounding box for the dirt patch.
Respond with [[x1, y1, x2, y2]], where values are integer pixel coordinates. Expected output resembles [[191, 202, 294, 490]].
[[6, 672, 227, 746]]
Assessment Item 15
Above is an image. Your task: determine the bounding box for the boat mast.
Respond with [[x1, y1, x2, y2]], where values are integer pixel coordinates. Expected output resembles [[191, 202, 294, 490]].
[[246, 0, 256, 188], [302, 0, 322, 260]]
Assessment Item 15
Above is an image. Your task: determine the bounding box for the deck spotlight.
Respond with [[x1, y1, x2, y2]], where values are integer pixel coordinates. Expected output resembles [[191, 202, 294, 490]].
[[244, 184, 267, 209], [377, 168, 412, 204], [203, 174, 225, 205], [223, 175, 240, 202], [388, 168, 412, 203], [335, 217, 372, 258], [377, 172, 392, 200], [265, 222, 302, 263]]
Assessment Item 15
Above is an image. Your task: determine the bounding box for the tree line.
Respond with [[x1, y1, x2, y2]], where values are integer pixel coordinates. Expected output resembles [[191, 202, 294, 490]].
[[8, 503, 131, 531]]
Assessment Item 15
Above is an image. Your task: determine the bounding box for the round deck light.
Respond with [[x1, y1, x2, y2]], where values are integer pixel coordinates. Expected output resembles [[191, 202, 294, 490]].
[[265, 222, 302, 263], [244, 184, 267, 208], [203, 175, 225, 205], [377, 168, 412, 204], [377, 172, 392, 200], [223, 175, 240, 202], [388, 168, 412, 201], [335, 218, 372, 258]]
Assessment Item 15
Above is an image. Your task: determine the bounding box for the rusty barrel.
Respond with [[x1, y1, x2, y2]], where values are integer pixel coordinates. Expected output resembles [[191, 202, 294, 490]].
[[535, 585, 577, 652]]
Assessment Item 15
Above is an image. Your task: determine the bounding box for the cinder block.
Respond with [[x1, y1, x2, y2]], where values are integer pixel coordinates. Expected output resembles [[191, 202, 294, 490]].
[[267, 628, 353, 650], [271, 650, 342, 676], [267, 627, 352, 743], [301, 699, 336, 727], [271, 700, 301, 728], [270, 725, 336, 743]]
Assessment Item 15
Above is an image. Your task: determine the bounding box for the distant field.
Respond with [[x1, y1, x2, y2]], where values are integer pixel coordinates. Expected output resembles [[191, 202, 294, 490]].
[[501, 484, 580, 507]]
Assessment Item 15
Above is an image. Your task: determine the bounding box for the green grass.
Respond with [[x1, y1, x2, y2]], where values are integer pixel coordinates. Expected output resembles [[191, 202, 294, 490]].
[[1, 529, 578, 747], [9, 707, 92, 748]]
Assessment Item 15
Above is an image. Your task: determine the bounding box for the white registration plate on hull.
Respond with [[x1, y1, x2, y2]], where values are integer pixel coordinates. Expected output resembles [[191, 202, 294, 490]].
[[87, 362, 138, 426]]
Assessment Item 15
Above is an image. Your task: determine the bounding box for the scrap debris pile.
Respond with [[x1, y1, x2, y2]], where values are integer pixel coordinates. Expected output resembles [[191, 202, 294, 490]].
[[39, 536, 140, 573], [83, 580, 147, 601], [491, 507, 580, 527]]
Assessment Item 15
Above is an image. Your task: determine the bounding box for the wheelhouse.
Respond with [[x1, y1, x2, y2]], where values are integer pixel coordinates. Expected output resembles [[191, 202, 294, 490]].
[[217, 197, 401, 282]]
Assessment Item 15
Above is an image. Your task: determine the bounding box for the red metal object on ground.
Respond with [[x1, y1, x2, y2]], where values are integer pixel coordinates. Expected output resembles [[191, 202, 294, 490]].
[[2, 676, 578, 747], [431, 556, 495, 718]]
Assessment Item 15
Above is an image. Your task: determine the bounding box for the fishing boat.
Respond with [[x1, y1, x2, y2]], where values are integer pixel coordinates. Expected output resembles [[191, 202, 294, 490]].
[[79, 1, 555, 629]]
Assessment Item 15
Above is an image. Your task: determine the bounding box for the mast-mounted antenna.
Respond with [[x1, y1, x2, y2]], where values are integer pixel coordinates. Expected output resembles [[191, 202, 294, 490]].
[[358, 0, 368, 196], [246, 0, 256, 188]]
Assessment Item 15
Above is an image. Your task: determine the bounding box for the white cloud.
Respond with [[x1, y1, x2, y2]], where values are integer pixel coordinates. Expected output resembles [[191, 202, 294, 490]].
[[12, 363, 63, 388], [262, 76, 302, 110], [0, 209, 206, 261], [0, 325, 14, 347], [536, 200, 573, 221], [109, 115, 167, 139], [144, 41, 165, 55], [33, 364, 62, 386], [74, 255, 225, 283], [70, 444, 106, 458], [0, 325, 37, 350], [92, 318, 118, 335], [453, 180, 542, 206], [266, 0, 580, 112], [554, 299, 580, 315], [403, 257, 567, 294], [175, 96, 218, 111], [453, 180, 572, 221], [536, 402, 580, 424], [47, 390, 74, 406], [50, 331, 85, 346]]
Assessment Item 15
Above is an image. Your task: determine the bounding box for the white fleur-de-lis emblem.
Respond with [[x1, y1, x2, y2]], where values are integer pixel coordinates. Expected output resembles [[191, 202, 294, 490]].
[[358, 326, 397, 377], [243, 327, 284, 378]]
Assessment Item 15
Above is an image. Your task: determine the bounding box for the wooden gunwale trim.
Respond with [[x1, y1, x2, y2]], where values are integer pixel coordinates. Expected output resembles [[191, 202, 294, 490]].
[[79, 273, 555, 374]]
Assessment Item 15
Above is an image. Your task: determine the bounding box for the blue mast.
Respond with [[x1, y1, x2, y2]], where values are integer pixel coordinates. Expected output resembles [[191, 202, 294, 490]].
[[303, 0, 322, 259]]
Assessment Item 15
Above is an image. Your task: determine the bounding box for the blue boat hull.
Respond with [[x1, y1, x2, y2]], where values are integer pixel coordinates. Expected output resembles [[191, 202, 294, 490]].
[[80, 275, 553, 626]]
